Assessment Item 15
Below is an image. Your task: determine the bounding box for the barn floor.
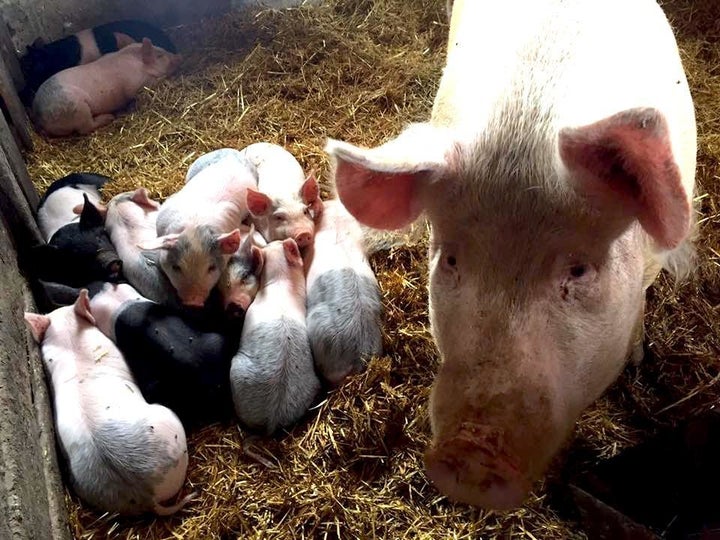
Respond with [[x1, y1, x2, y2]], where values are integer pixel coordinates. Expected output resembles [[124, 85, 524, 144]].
[[23, 0, 720, 538]]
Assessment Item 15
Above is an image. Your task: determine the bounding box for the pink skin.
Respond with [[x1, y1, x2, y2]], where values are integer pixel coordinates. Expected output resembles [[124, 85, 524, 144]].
[[217, 228, 264, 314], [33, 38, 182, 136], [24, 291, 193, 515], [327, 105, 693, 508], [246, 173, 321, 248]]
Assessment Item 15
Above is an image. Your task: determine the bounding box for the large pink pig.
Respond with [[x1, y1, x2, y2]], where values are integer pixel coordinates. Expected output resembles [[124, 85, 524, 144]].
[[32, 38, 181, 136], [325, 0, 696, 509], [24, 290, 193, 515]]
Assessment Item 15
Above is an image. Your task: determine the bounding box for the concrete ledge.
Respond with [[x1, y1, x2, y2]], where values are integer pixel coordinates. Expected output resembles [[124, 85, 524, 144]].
[[0, 206, 71, 540]]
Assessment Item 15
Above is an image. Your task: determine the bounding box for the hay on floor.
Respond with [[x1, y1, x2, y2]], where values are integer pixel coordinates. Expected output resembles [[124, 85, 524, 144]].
[[23, 0, 720, 538]]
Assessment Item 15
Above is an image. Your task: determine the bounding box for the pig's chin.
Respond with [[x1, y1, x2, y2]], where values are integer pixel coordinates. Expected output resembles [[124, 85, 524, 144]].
[[424, 423, 532, 510]]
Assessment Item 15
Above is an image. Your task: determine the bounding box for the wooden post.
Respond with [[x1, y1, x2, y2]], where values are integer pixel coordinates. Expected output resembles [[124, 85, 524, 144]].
[[0, 26, 33, 153], [0, 20, 24, 89], [0, 106, 38, 213]]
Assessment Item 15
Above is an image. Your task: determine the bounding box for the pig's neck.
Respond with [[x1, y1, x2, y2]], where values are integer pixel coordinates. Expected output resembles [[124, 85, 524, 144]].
[[259, 275, 306, 319]]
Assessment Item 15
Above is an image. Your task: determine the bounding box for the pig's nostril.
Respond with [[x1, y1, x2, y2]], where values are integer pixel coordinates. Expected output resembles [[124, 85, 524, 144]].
[[226, 303, 245, 319], [294, 232, 312, 247]]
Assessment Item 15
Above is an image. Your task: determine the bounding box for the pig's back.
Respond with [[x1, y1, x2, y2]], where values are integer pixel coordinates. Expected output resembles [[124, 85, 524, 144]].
[[433, 0, 695, 192], [239, 142, 306, 196]]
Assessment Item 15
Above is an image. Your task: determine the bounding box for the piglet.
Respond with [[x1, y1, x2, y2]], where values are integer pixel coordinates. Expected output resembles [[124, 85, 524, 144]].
[[89, 282, 240, 429], [104, 188, 179, 306], [37, 172, 110, 242], [32, 38, 181, 136], [29, 194, 122, 287], [239, 143, 322, 248], [24, 290, 193, 516], [141, 151, 257, 308], [230, 239, 320, 434], [304, 199, 383, 386], [216, 225, 265, 319], [20, 20, 176, 105]]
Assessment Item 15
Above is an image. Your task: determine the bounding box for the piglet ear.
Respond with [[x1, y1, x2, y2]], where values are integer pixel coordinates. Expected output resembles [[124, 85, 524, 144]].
[[24, 312, 51, 343], [73, 289, 96, 326], [217, 229, 241, 255], [282, 238, 303, 267], [559, 108, 692, 249], [141, 38, 154, 65], [325, 122, 454, 230], [250, 245, 264, 275], [113, 31, 135, 49], [137, 233, 181, 251], [130, 187, 160, 210], [77, 195, 107, 227], [246, 188, 272, 217], [299, 172, 319, 205]]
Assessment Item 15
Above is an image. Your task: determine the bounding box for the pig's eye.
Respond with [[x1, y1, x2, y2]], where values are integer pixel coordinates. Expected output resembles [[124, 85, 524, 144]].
[[446, 255, 457, 267], [569, 264, 587, 278], [172, 264, 182, 273], [208, 264, 217, 273], [273, 213, 288, 222], [303, 207, 312, 217]]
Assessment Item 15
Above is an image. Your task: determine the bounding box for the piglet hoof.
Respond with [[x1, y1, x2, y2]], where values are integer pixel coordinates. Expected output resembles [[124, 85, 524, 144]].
[[242, 435, 277, 469], [153, 491, 197, 516], [629, 341, 645, 366]]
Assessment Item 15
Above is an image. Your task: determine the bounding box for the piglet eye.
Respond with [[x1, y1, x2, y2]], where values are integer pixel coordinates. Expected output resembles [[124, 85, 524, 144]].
[[208, 264, 217, 273], [172, 264, 182, 273], [446, 255, 457, 267], [569, 264, 587, 278]]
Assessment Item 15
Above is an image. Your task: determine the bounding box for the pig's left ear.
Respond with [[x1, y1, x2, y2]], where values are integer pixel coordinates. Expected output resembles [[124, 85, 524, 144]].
[[325, 122, 456, 230], [299, 172, 319, 205], [130, 187, 160, 210], [73, 289, 96, 326], [137, 233, 181, 251], [216, 229, 241, 255], [559, 107, 692, 249], [282, 238, 303, 267], [141, 38, 154, 65], [24, 312, 51, 343]]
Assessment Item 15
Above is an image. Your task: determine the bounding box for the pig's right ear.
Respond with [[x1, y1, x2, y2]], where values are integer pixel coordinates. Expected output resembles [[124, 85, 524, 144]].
[[130, 187, 161, 210], [24, 312, 51, 343], [77, 195, 107, 228], [282, 238, 303, 267], [137, 233, 181, 251], [73, 289, 96, 325], [325, 123, 456, 230], [141, 38, 154, 65], [246, 189, 272, 217]]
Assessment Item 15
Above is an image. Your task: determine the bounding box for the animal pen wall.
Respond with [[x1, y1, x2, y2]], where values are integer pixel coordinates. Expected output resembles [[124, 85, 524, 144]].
[[0, 0, 719, 539]]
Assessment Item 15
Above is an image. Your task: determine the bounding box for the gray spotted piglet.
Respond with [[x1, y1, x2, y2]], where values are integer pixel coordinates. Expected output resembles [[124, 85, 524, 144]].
[[230, 238, 321, 434], [304, 199, 383, 386], [32, 38, 181, 136], [24, 290, 193, 516]]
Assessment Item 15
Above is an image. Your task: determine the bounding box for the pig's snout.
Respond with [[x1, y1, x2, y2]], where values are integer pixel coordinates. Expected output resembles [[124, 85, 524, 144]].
[[180, 295, 207, 308], [98, 250, 123, 281], [294, 231, 313, 248], [224, 293, 252, 318], [424, 423, 530, 510]]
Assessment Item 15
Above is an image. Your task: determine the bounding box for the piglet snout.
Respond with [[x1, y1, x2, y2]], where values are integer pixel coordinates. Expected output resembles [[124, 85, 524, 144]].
[[225, 302, 245, 319], [294, 231, 312, 248], [98, 250, 123, 282], [424, 423, 529, 510]]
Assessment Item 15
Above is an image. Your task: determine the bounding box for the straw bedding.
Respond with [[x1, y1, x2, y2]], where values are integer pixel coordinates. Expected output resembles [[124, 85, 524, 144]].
[[23, 0, 719, 537]]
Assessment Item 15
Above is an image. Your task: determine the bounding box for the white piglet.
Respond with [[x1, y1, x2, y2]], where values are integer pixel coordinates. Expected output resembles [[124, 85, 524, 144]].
[[304, 199, 383, 386], [230, 239, 321, 434], [25, 290, 193, 516], [142, 153, 258, 307], [327, 0, 696, 509]]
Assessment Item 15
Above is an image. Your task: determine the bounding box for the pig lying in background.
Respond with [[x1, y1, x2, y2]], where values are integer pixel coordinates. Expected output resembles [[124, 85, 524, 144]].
[[326, 0, 696, 509], [37, 172, 110, 241], [20, 20, 177, 105], [104, 188, 180, 306], [304, 199, 383, 386], [29, 194, 122, 287], [24, 290, 193, 516], [89, 282, 240, 429], [32, 38, 181, 136], [143, 151, 256, 307], [230, 239, 320, 434]]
